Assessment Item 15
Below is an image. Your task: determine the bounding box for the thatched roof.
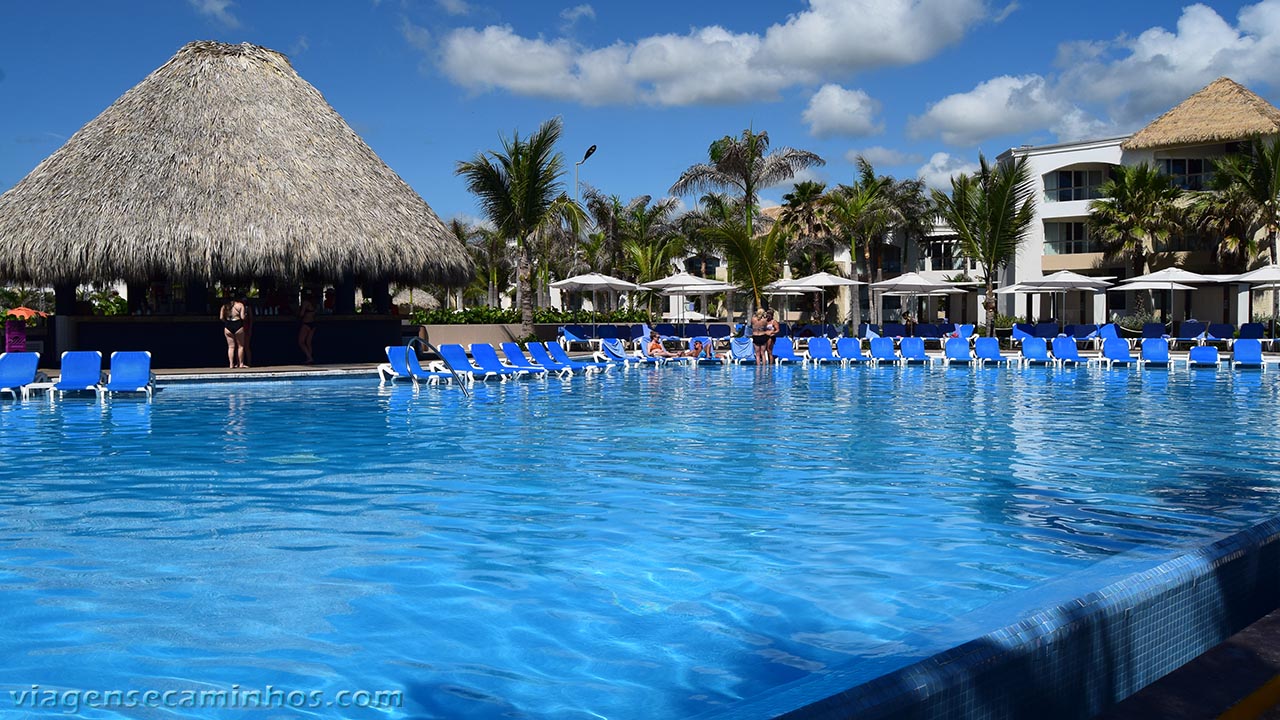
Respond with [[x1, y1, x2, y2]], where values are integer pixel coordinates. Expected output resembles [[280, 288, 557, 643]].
[[1122, 77, 1280, 151], [0, 40, 471, 286]]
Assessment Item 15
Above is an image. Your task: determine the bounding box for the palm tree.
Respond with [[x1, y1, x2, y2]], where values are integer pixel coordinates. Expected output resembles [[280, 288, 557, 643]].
[[779, 180, 832, 261], [1192, 180, 1260, 273], [621, 234, 686, 315], [1087, 163, 1183, 316], [669, 128, 824, 242], [692, 195, 783, 312], [932, 154, 1037, 336], [825, 160, 896, 327], [1207, 137, 1280, 322], [456, 117, 585, 336]]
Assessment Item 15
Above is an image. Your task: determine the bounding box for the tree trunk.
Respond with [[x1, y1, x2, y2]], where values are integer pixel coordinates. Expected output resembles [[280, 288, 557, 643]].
[[518, 241, 534, 337], [984, 280, 997, 338], [1271, 228, 1278, 337]]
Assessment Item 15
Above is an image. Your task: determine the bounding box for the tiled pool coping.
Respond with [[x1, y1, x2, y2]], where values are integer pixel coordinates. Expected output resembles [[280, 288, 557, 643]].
[[709, 515, 1280, 720]]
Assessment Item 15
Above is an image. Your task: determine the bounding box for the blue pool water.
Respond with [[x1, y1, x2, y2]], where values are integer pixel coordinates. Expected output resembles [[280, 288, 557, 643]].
[[1, 365, 1279, 719]]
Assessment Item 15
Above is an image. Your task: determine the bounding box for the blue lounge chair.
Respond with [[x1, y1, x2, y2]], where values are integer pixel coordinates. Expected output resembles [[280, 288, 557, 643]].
[[955, 324, 976, 341], [0, 351, 43, 399], [1020, 337, 1052, 367], [835, 337, 867, 366], [858, 323, 880, 339], [1140, 338, 1171, 369], [805, 337, 839, 365], [654, 323, 679, 341], [1231, 338, 1265, 370], [1239, 322, 1267, 350], [1172, 320, 1207, 349], [1033, 322, 1060, 340], [707, 324, 732, 341], [1070, 324, 1099, 342], [869, 337, 899, 365], [974, 337, 1011, 366], [915, 323, 943, 348], [685, 323, 709, 339], [1094, 323, 1120, 350], [54, 350, 103, 397], [472, 343, 541, 378], [680, 336, 722, 365], [379, 344, 458, 386], [771, 336, 803, 365], [502, 342, 572, 378], [439, 343, 514, 382], [1205, 323, 1235, 348], [525, 342, 587, 375], [728, 337, 756, 364], [942, 337, 973, 366], [559, 325, 592, 351], [1011, 323, 1035, 347], [545, 342, 612, 373], [881, 322, 907, 339], [899, 337, 930, 365], [1141, 323, 1169, 347], [1051, 336, 1085, 367], [1186, 345, 1221, 369], [1101, 338, 1136, 368], [595, 338, 654, 366], [102, 351, 156, 398]]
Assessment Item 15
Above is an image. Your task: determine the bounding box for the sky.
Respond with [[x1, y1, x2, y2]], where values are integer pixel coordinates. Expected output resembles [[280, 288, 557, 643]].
[[1, 0, 1277, 225]]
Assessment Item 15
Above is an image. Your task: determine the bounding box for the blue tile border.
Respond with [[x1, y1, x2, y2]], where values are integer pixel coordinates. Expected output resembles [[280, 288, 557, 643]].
[[706, 515, 1280, 720]]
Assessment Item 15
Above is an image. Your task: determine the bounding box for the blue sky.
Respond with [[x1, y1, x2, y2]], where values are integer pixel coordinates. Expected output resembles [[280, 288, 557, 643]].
[[0, 0, 1273, 224]]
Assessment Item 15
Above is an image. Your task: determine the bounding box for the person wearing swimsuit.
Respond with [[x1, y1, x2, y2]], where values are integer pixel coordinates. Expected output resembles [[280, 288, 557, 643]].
[[297, 292, 317, 364], [764, 310, 779, 365], [750, 309, 769, 364], [219, 297, 247, 369]]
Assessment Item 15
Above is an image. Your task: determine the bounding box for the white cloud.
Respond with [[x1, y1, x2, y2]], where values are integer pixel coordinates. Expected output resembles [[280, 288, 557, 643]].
[[908, 75, 1069, 146], [992, 2, 1019, 23], [802, 84, 882, 138], [434, 0, 991, 106], [400, 17, 432, 53], [436, 0, 470, 16], [560, 4, 595, 25], [188, 0, 239, 28], [847, 146, 922, 167], [289, 35, 310, 57], [917, 152, 978, 189]]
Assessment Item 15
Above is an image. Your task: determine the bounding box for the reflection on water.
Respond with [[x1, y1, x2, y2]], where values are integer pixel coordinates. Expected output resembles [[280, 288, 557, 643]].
[[0, 368, 1277, 719]]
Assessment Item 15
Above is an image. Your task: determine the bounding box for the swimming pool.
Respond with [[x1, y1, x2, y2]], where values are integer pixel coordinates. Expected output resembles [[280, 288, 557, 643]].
[[1, 365, 1278, 718]]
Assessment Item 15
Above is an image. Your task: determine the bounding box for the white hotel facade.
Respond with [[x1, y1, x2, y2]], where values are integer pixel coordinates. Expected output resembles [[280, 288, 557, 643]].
[[906, 77, 1280, 327]]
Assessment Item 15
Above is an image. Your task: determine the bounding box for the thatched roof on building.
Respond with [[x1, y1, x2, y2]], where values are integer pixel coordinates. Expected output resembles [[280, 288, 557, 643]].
[[1122, 77, 1280, 150], [0, 40, 471, 286]]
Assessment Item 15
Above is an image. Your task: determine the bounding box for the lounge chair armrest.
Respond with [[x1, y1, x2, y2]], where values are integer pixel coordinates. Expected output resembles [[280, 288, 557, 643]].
[[34, 371, 50, 383]]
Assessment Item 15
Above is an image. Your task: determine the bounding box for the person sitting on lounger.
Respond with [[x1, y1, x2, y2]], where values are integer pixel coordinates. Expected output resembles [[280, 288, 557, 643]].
[[648, 331, 681, 358]]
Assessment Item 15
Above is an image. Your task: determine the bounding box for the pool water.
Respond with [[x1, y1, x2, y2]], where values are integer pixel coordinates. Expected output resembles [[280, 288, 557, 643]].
[[1, 365, 1278, 719]]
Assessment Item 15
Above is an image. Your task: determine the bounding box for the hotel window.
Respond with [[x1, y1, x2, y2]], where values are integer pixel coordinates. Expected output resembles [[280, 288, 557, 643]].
[[1043, 222, 1100, 255], [1044, 169, 1106, 202], [1158, 158, 1213, 190]]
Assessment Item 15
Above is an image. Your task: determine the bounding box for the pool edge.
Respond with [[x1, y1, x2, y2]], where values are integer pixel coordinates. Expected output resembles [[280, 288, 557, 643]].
[[707, 514, 1280, 720]]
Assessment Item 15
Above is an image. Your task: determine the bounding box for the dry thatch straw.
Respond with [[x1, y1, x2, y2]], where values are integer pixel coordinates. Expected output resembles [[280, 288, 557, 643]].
[[1122, 77, 1280, 151], [0, 40, 471, 286]]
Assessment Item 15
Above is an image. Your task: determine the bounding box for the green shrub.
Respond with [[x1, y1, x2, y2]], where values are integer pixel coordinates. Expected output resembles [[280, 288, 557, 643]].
[[410, 306, 657, 325], [1114, 311, 1162, 331]]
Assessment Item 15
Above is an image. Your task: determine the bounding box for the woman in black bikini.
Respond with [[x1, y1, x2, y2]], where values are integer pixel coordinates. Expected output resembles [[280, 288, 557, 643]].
[[297, 291, 317, 364], [219, 297, 247, 369]]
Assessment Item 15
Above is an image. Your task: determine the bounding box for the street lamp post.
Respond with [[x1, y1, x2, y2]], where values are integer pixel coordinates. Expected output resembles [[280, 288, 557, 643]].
[[573, 145, 596, 275], [574, 144, 596, 205]]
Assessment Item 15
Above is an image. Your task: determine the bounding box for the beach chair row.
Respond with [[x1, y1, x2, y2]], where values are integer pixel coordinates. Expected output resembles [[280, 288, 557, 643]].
[[379, 341, 621, 386], [0, 350, 156, 400]]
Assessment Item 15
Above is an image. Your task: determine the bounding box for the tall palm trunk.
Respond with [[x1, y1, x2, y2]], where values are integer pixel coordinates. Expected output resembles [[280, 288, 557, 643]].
[[518, 241, 535, 336]]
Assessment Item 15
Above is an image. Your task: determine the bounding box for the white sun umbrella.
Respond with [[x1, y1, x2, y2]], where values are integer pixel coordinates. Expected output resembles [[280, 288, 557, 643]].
[[1228, 266, 1280, 336], [1120, 267, 1219, 321], [1111, 280, 1197, 292], [870, 272, 958, 324], [660, 281, 737, 325], [786, 271, 867, 326], [551, 272, 642, 332]]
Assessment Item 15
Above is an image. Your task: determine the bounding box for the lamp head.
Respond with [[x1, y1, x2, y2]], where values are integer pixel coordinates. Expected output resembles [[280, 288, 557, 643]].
[[582, 145, 597, 163]]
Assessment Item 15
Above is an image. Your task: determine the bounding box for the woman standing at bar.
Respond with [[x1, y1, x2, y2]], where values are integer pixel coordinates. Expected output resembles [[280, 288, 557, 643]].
[[219, 296, 247, 369]]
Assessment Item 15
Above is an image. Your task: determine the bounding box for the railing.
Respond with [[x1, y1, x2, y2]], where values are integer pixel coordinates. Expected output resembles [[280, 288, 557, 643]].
[[405, 337, 470, 397]]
